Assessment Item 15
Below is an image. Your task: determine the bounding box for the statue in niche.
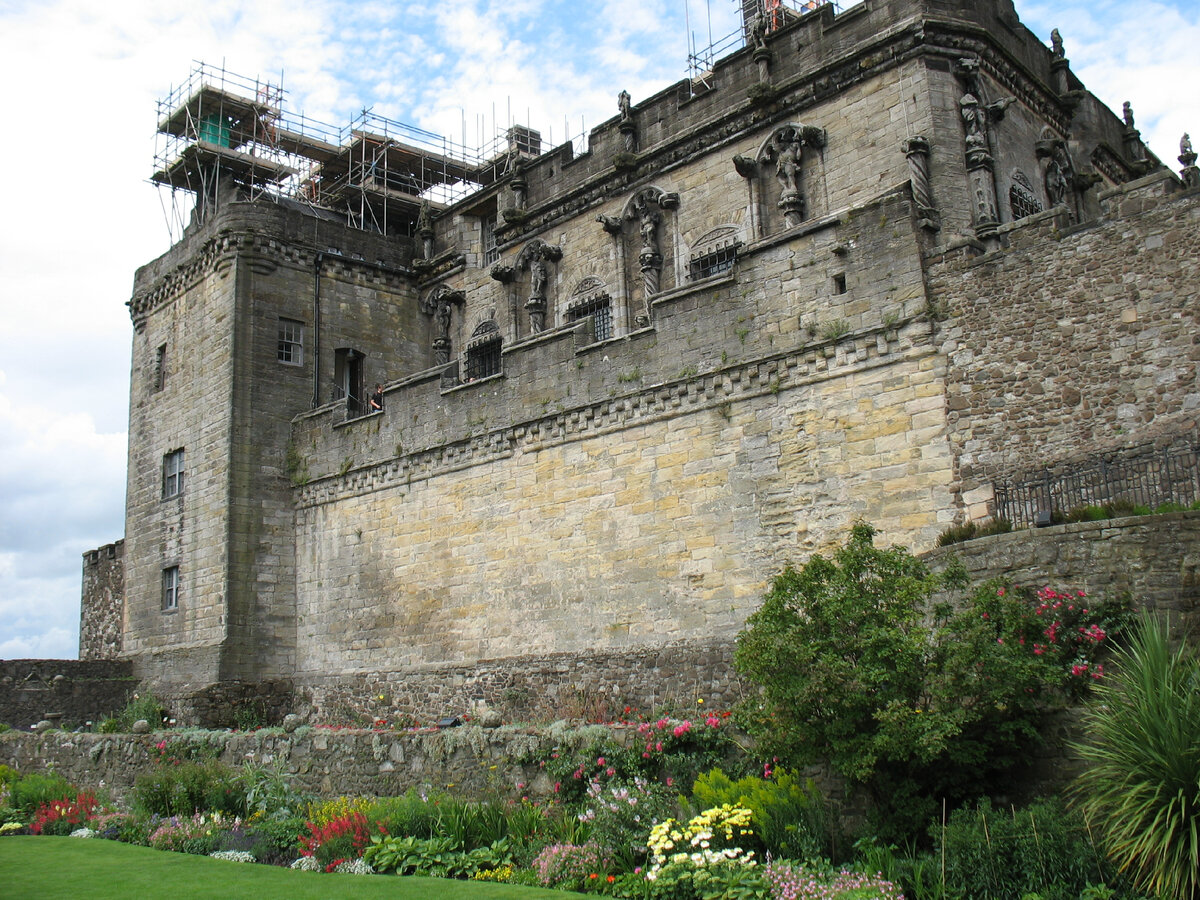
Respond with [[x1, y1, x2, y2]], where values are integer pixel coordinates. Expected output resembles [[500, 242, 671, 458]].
[[638, 204, 661, 256], [1043, 143, 1074, 208], [759, 125, 818, 226], [529, 255, 547, 300], [1050, 28, 1064, 60], [434, 298, 452, 341]]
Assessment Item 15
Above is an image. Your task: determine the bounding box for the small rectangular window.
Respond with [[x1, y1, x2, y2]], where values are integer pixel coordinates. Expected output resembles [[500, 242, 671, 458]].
[[482, 216, 499, 267], [162, 566, 179, 611], [832, 273, 847, 294], [162, 448, 185, 499], [278, 318, 304, 365], [153, 344, 167, 392]]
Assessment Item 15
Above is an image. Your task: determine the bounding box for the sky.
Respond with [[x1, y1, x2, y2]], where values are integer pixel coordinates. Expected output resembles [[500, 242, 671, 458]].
[[0, 0, 1197, 661]]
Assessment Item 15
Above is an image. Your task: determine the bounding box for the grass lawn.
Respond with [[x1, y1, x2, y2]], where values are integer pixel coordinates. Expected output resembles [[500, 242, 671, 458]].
[[0, 837, 570, 899]]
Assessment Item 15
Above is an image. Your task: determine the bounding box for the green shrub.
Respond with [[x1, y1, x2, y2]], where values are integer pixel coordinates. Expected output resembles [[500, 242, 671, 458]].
[[688, 767, 829, 861], [936, 518, 1013, 547], [9, 772, 75, 816], [1071, 615, 1200, 900], [937, 798, 1119, 900], [100, 692, 166, 732], [132, 760, 245, 817], [364, 834, 515, 878], [734, 523, 1130, 843], [580, 776, 677, 870]]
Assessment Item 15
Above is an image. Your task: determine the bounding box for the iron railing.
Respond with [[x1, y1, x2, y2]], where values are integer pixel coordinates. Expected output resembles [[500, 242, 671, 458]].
[[993, 440, 1200, 527]]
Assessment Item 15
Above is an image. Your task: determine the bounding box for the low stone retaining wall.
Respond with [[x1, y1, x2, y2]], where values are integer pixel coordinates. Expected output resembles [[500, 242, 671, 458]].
[[0, 723, 625, 806]]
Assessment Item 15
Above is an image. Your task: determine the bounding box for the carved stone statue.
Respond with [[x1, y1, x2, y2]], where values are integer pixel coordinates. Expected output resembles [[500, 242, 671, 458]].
[[434, 299, 452, 340], [1050, 28, 1064, 60], [417, 200, 434, 259], [529, 256, 547, 300], [1123, 101, 1135, 129], [618, 90, 632, 122], [1182, 132, 1196, 163], [638, 205, 661, 256], [617, 90, 637, 153], [959, 93, 987, 146], [750, 11, 769, 51], [759, 126, 813, 226]]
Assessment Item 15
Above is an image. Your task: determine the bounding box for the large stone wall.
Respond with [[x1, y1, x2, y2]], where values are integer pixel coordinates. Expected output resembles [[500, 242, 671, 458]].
[[930, 174, 1200, 512], [0, 661, 135, 730]]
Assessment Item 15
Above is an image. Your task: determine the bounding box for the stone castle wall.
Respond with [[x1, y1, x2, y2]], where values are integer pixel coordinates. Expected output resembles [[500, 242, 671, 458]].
[[0, 660, 135, 730], [79, 541, 123, 661], [930, 173, 1200, 512]]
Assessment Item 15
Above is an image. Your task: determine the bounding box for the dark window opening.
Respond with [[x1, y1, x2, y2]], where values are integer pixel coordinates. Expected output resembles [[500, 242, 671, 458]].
[[482, 216, 500, 267], [567, 297, 613, 343], [832, 273, 847, 294], [333, 348, 365, 417], [1009, 183, 1043, 221]]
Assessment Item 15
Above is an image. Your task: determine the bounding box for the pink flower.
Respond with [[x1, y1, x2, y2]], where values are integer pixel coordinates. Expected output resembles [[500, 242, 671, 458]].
[[673, 721, 692, 738], [597, 757, 605, 766], [705, 715, 720, 728], [656, 718, 670, 730]]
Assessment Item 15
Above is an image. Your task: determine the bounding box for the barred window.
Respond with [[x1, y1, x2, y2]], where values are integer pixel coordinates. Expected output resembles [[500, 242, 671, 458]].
[[162, 566, 179, 612], [1009, 171, 1043, 221], [688, 225, 742, 281], [277, 318, 304, 365], [465, 321, 502, 381], [567, 296, 613, 343], [162, 449, 185, 499]]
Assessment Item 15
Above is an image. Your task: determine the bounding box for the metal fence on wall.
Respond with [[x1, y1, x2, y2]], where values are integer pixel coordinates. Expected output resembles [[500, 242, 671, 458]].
[[993, 442, 1200, 527]]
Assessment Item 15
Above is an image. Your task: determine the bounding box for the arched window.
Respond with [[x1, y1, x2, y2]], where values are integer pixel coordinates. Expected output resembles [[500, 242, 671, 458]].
[[689, 226, 742, 280], [465, 320, 502, 381], [1009, 170, 1043, 221]]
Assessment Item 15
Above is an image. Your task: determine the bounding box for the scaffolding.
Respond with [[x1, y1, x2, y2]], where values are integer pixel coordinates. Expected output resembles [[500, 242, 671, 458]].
[[686, 0, 855, 88], [152, 62, 544, 241]]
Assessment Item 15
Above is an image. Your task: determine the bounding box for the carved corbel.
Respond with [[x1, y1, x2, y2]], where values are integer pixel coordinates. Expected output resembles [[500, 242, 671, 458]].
[[597, 213, 623, 235], [733, 155, 758, 178]]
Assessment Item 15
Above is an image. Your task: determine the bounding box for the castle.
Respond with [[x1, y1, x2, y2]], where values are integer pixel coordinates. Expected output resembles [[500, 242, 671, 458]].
[[80, 0, 1200, 725]]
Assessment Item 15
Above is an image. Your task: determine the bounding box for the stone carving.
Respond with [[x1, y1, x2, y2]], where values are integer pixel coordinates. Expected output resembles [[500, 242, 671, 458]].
[[417, 200, 434, 259], [623, 188, 679, 301], [1036, 130, 1081, 221], [489, 263, 515, 283], [1122, 101, 1135, 129], [510, 157, 528, 209], [596, 213, 623, 235], [758, 124, 825, 227], [618, 90, 637, 153], [516, 239, 563, 333], [1179, 133, 1200, 188], [750, 11, 769, 52], [733, 155, 758, 178], [420, 285, 466, 365], [902, 136, 939, 230], [1050, 28, 1064, 60], [954, 61, 1015, 245]]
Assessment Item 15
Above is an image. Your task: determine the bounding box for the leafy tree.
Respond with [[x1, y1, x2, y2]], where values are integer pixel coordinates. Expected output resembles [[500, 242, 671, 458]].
[[1071, 615, 1200, 900], [734, 522, 1126, 840]]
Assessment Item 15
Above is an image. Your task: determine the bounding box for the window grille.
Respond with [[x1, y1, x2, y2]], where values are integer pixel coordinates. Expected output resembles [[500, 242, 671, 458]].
[[690, 244, 739, 280], [1009, 172, 1042, 221], [465, 321, 502, 380], [277, 318, 304, 365], [162, 566, 179, 611], [162, 449, 185, 499], [567, 296, 613, 343]]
